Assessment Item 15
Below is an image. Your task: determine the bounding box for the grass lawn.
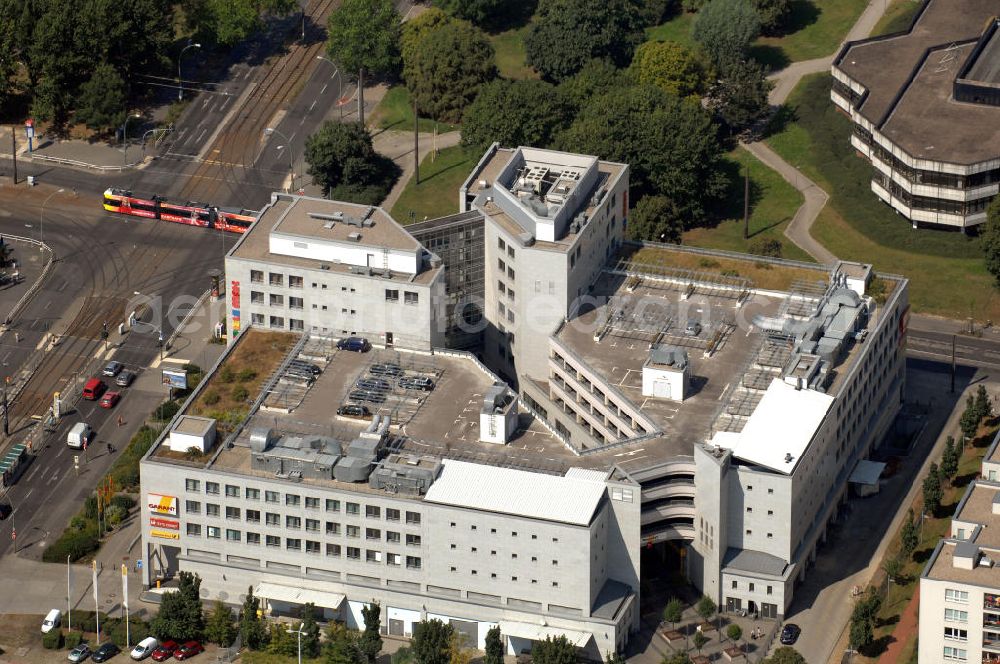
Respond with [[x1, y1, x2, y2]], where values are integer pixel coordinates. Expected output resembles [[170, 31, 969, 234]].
[[370, 86, 459, 134], [390, 144, 479, 223], [871, 0, 922, 36], [683, 147, 810, 262], [644, 11, 696, 50], [490, 24, 538, 80], [765, 73, 1000, 320]]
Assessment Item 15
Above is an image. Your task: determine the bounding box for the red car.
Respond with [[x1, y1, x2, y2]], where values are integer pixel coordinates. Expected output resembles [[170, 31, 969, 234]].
[[99, 391, 120, 409], [173, 641, 204, 660], [151, 641, 178, 662]]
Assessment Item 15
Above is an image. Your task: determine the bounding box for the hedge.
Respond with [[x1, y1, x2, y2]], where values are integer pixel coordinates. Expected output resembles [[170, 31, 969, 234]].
[[64, 631, 83, 649], [42, 527, 100, 562], [42, 629, 63, 649]]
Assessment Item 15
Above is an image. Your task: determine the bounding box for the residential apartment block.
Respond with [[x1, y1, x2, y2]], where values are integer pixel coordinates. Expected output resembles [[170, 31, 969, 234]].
[[831, 0, 1000, 229]]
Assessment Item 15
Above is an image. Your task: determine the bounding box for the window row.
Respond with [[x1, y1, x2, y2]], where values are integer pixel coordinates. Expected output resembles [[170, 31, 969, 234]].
[[384, 289, 420, 305], [249, 271, 304, 289], [730, 580, 774, 595]]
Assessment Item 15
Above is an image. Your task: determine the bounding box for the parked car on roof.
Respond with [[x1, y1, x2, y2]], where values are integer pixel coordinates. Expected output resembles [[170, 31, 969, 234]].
[[336, 337, 370, 352]]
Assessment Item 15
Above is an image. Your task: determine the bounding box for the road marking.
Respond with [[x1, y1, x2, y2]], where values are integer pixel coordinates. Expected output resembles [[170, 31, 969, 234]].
[[43, 301, 51, 310], [28, 319, 38, 330], [26, 465, 40, 482], [47, 472, 58, 484], [309, 100, 317, 112], [321, 84, 328, 95], [1, 352, 9, 364], [196, 128, 207, 143], [243, 69, 251, 80], [299, 116, 306, 126], [22, 488, 32, 501]]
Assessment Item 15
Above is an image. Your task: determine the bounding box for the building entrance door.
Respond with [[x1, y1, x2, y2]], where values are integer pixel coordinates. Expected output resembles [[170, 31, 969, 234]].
[[726, 597, 742, 613], [386, 332, 394, 346], [762, 603, 778, 619]]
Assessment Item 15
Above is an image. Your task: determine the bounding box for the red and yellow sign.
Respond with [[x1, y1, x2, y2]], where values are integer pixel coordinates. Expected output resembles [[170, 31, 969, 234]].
[[147, 493, 178, 516], [151, 530, 180, 540], [150, 517, 179, 530]]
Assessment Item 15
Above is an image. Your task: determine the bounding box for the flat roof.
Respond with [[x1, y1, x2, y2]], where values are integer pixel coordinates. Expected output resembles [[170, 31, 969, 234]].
[[954, 481, 1000, 548], [423, 460, 606, 526], [268, 194, 420, 252], [965, 22, 1000, 84], [835, 0, 1000, 163], [925, 540, 1000, 587], [172, 415, 215, 437]]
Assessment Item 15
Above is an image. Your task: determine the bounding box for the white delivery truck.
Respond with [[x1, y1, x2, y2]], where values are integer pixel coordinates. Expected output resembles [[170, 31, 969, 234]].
[[67, 422, 93, 449]]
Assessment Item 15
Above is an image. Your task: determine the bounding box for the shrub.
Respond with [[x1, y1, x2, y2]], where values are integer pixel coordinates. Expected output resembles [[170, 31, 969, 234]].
[[219, 366, 236, 383], [203, 391, 220, 406], [237, 368, 257, 382], [64, 631, 83, 648], [69, 611, 105, 633], [748, 237, 782, 257], [698, 258, 721, 268], [108, 618, 152, 648], [153, 400, 181, 422], [231, 386, 249, 401], [42, 527, 100, 562], [70, 515, 89, 531], [83, 496, 99, 520], [105, 504, 126, 526], [41, 629, 63, 649], [110, 494, 135, 511]]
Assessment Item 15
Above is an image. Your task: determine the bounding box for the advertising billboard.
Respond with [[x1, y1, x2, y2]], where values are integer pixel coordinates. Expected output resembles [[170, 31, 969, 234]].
[[147, 493, 178, 516], [161, 368, 188, 389]]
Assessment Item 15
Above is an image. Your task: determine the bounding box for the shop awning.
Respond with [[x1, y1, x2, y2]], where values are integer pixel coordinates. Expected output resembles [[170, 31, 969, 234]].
[[254, 582, 345, 609], [501, 621, 593, 648]]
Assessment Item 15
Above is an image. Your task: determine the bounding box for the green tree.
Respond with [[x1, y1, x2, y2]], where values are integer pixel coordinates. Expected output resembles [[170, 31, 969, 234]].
[[726, 623, 742, 642], [708, 57, 773, 132], [461, 79, 574, 152], [205, 600, 236, 647], [74, 64, 128, 132], [401, 9, 456, 67], [628, 195, 684, 243], [637, 0, 673, 25], [984, 195, 1000, 287], [693, 631, 709, 653], [764, 647, 807, 664], [556, 84, 727, 222], [923, 461, 943, 516], [941, 435, 959, 481], [975, 384, 993, 421], [663, 653, 692, 664], [630, 40, 710, 98], [532, 635, 578, 664], [326, 0, 401, 79], [752, 0, 792, 34], [239, 586, 268, 650], [692, 0, 761, 68], [849, 588, 881, 653], [402, 17, 496, 122], [605, 652, 626, 664], [662, 597, 684, 628], [882, 557, 902, 584], [901, 508, 919, 558], [268, 621, 297, 656], [696, 595, 717, 623], [206, 0, 259, 45], [525, 0, 645, 82], [558, 59, 632, 107], [358, 602, 383, 664], [304, 121, 399, 203], [300, 603, 322, 658], [150, 572, 203, 642], [325, 624, 362, 664], [432, 0, 526, 28], [484, 626, 504, 664], [412, 619, 454, 664], [960, 394, 980, 441]]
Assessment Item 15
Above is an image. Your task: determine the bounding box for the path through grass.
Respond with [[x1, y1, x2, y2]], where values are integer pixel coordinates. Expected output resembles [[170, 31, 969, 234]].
[[390, 144, 478, 223]]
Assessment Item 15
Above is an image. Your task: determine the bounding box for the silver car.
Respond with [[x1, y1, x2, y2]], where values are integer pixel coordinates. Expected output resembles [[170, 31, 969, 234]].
[[68, 643, 91, 662], [102, 361, 123, 377], [115, 370, 135, 387]]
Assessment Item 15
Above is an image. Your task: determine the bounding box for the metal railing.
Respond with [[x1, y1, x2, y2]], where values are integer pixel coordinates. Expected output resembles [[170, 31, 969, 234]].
[[4, 235, 54, 324], [28, 153, 142, 172]]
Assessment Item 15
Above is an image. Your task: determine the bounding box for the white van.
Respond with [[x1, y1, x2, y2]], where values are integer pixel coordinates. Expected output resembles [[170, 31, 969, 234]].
[[67, 422, 93, 449], [130, 636, 158, 660], [41, 608, 61, 633]]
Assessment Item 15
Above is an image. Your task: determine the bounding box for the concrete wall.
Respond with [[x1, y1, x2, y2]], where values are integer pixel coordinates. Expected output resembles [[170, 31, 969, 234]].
[[269, 234, 419, 274]]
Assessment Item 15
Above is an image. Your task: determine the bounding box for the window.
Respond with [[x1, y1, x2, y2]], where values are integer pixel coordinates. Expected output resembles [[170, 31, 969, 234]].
[[206, 504, 220, 518], [945, 608, 968, 622], [224, 484, 239, 497], [250, 291, 264, 304], [346, 502, 360, 515], [498, 237, 506, 251], [285, 494, 301, 507], [406, 556, 422, 569], [366, 528, 381, 541], [245, 488, 260, 500], [732, 581, 737, 589], [306, 541, 320, 554], [498, 258, 505, 271], [225, 506, 241, 520], [226, 529, 241, 542], [385, 289, 399, 302], [366, 505, 381, 518], [366, 550, 382, 563], [944, 627, 968, 641], [326, 544, 342, 557], [386, 508, 400, 522], [387, 531, 400, 544], [746, 507, 752, 513], [507, 310, 515, 324], [207, 526, 221, 539], [266, 535, 280, 548], [306, 519, 320, 533], [305, 497, 319, 509], [186, 479, 200, 492], [767, 586, 773, 595], [498, 281, 505, 295], [552, 560, 558, 566], [286, 516, 301, 529], [347, 525, 360, 538], [250, 270, 263, 284], [507, 267, 514, 280], [289, 275, 303, 289], [286, 538, 301, 550], [404, 291, 419, 305], [508, 290, 515, 302], [507, 246, 514, 259], [246, 510, 260, 523], [347, 547, 361, 560], [326, 522, 341, 535], [266, 491, 279, 503], [406, 534, 421, 546], [387, 553, 401, 566], [405, 511, 421, 525], [945, 589, 969, 604], [269, 316, 284, 329], [269, 273, 283, 286], [251, 313, 264, 326], [266, 513, 280, 527], [749, 583, 755, 592], [943, 646, 967, 660], [186, 500, 201, 514], [326, 499, 341, 512], [187, 523, 201, 536], [206, 482, 220, 495], [246, 532, 261, 545], [289, 297, 304, 310], [269, 293, 284, 307]]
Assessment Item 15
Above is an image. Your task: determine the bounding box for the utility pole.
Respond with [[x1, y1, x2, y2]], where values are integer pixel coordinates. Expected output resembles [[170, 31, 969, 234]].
[[10, 127, 17, 186], [358, 69, 365, 126], [414, 98, 419, 186], [743, 163, 750, 240], [2, 386, 8, 437], [951, 334, 956, 394]]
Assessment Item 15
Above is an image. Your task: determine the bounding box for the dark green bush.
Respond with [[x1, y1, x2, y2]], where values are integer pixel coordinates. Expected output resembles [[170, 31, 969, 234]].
[[110, 494, 135, 511], [153, 400, 181, 422], [83, 496, 98, 520], [219, 366, 236, 383], [231, 386, 249, 401], [41, 629, 63, 649], [64, 631, 83, 648], [237, 368, 257, 382], [42, 527, 99, 562], [203, 391, 220, 406], [68, 610, 106, 633], [107, 617, 152, 648]]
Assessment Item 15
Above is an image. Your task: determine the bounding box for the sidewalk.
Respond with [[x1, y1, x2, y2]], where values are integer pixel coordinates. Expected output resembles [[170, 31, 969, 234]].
[[376, 129, 462, 211], [878, 586, 919, 664]]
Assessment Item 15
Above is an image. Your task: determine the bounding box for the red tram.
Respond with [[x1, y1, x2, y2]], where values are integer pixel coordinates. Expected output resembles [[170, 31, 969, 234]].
[[102, 188, 255, 233]]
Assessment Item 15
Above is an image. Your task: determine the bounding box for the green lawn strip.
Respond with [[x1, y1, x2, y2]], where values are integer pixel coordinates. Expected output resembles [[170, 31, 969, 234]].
[[862, 425, 996, 661], [370, 87, 460, 134], [241, 653, 323, 664], [390, 144, 478, 223], [871, 0, 922, 36], [765, 72, 1000, 320], [644, 11, 697, 49], [490, 25, 538, 80], [683, 147, 811, 262]]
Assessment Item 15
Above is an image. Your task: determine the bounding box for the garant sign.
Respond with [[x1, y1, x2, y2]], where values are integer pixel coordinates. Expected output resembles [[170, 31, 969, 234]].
[[147, 493, 178, 516]]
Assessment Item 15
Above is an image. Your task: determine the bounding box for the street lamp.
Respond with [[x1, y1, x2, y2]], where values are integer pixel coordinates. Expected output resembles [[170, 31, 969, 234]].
[[121, 113, 142, 163], [178, 42, 202, 101], [263, 127, 294, 193], [40, 188, 65, 246]]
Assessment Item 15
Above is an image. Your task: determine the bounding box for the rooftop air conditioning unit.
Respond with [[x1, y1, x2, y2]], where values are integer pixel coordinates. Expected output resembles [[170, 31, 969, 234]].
[[479, 179, 489, 188], [347, 232, 362, 242]]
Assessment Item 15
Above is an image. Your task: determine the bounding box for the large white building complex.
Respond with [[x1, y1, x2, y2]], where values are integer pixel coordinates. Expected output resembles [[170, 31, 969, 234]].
[[831, 0, 1000, 229], [920, 433, 1000, 664], [141, 144, 909, 659]]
